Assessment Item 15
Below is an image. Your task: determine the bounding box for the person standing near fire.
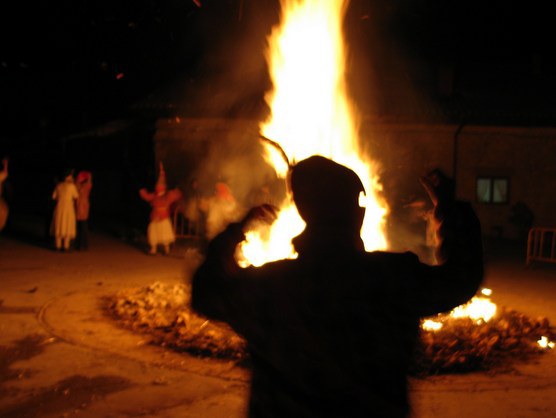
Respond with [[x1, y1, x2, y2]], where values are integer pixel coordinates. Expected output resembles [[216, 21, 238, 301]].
[[139, 162, 182, 255], [192, 156, 483, 418], [75, 170, 93, 250], [0, 157, 9, 232], [205, 177, 239, 240], [51, 169, 79, 251]]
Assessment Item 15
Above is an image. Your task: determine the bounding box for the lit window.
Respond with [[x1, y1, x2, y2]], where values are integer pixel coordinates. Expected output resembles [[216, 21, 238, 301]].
[[476, 177, 509, 204]]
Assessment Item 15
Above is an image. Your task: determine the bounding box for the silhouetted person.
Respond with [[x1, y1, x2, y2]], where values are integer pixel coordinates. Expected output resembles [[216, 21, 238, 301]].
[[192, 156, 483, 418], [75, 171, 93, 250]]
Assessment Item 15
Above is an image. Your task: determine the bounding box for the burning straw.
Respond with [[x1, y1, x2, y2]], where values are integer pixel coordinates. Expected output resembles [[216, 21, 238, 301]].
[[414, 306, 554, 375], [106, 283, 556, 375]]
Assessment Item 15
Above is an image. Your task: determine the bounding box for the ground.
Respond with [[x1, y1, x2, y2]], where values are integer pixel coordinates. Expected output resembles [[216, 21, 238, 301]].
[[1, 227, 556, 418]]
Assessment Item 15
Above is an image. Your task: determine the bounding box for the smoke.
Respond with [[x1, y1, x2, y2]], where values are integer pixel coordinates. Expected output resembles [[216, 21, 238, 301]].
[[183, 247, 203, 281], [182, 247, 204, 296], [188, 129, 285, 240], [173, 1, 280, 121], [164, 4, 290, 241], [387, 199, 437, 265], [344, 0, 449, 126]]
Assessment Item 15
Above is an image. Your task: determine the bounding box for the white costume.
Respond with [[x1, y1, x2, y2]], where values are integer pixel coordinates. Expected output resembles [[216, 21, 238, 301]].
[[51, 178, 79, 249]]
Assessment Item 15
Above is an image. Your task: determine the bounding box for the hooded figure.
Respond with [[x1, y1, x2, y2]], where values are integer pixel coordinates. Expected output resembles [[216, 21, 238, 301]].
[[139, 162, 182, 255], [192, 155, 483, 418]]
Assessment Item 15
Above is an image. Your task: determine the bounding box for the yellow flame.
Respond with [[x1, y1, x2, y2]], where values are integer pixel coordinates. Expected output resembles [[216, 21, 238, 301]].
[[238, 0, 388, 266], [538, 336, 555, 349], [238, 203, 304, 267], [421, 291, 498, 331], [481, 288, 492, 296], [422, 319, 443, 331], [450, 296, 497, 323]]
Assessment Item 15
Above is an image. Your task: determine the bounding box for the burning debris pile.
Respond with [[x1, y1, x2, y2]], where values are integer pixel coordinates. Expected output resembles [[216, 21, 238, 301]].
[[107, 282, 246, 360], [414, 307, 555, 375], [106, 282, 555, 375]]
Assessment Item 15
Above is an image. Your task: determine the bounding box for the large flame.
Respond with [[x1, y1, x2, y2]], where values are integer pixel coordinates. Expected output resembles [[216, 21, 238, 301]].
[[421, 288, 498, 331], [238, 0, 388, 267], [230, 1, 556, 351]]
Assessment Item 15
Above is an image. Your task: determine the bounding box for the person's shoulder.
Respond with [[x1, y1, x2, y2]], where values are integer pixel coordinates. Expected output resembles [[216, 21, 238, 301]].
[[243, 258, 296, 282], [363, 250, 420, 265], [251, 258, 295, 273]]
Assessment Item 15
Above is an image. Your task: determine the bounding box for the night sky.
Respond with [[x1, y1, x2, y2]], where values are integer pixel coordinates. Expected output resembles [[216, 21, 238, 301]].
[[1, 0, 553, 152]]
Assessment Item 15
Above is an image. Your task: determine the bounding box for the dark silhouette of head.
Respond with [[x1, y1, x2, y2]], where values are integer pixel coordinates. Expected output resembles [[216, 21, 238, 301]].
[[63, 168, 75, 181], [290, 156, 365, 231]]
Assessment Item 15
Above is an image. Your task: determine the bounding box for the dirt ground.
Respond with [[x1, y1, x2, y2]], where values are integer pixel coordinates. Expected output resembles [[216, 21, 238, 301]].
[[1, 228, 556, 418]]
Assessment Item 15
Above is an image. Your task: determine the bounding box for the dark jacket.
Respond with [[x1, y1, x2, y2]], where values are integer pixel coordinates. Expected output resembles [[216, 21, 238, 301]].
[[192, 201, 483, 417]]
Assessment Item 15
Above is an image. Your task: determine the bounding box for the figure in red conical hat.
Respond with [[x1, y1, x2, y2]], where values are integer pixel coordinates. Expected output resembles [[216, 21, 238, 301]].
[[139, 162, 182, 255]]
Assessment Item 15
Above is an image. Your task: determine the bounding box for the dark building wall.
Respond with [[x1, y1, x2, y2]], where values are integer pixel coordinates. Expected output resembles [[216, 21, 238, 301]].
[[361, 122, 556, 241], [457, 127, 556, 238]]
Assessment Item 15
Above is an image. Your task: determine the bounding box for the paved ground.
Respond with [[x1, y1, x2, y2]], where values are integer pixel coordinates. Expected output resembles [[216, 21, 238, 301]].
[[1, 227, 556, 418]]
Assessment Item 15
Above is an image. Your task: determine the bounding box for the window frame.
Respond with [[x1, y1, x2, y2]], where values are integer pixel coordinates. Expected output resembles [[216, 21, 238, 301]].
[[476, 176, 510, 205]]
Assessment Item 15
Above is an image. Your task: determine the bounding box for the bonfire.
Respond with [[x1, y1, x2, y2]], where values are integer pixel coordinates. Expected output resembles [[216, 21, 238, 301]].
[[107, 0, 556, 377]]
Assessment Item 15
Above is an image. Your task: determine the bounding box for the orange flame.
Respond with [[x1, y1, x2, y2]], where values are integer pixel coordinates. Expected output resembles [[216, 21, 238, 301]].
[[421, 288, 497, 331], [234, 2, 524, 347], [237, 0, 388, 267]]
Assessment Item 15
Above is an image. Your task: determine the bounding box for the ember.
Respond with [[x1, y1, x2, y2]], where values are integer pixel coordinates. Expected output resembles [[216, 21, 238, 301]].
[[107, 283, 556, 375]]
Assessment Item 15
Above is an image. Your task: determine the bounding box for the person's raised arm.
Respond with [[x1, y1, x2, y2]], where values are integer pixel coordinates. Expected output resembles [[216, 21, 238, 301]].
[[414, 169, 484, 315], [139, 188, 154, 202], [191, 204, 277, 320]]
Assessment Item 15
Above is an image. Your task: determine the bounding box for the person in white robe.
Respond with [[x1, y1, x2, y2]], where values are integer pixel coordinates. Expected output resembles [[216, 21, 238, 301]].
[[51, 171, 79, 251]]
